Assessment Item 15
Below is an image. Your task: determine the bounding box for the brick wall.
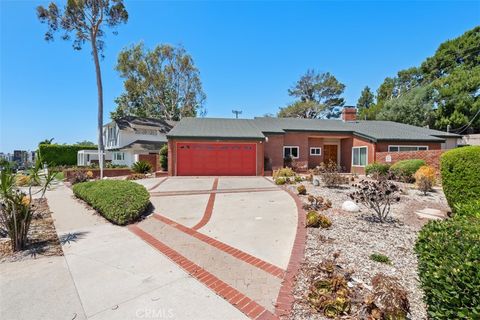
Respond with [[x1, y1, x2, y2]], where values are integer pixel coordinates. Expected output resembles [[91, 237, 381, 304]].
[[139, 154, 159, 172], [375, 149, 445, 171], [64, 168, 133, 180]]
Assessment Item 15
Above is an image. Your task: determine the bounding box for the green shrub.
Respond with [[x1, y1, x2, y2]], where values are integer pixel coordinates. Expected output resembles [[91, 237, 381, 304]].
[[365, 163, 390, 177], [440, 146, 480, 209], [159, 145, 168, 171], [274, 177, 286, 185], [73, 180, 150, 225], [273, 167, 295, 179], [454, 200, 480, 219], [370, 253, 391, 264], [132, 160, 152, 174], [38, 144, 97, 166], [390, 159, 426, 182], [415, 216, 480, 319]]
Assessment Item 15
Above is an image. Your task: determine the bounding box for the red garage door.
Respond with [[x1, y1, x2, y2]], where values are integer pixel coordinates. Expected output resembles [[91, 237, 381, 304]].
[[176, 142, 257, 176]]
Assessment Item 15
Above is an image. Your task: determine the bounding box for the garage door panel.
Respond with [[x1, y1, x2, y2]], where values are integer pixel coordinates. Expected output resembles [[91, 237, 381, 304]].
[[177, 142, 257, 176]]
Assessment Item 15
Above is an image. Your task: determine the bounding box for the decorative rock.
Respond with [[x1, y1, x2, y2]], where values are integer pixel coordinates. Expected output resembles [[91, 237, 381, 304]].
[[415, 208, 445, 220], [313, 178, 320, 186], [342, 200, 360, 212]]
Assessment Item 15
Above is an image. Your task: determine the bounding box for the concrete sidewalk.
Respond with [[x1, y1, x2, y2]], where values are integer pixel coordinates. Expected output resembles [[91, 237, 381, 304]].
[[1, 185, 247, 320]]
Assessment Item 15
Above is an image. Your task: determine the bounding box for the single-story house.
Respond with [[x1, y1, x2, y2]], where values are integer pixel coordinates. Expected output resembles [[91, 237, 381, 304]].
[[166, 108, 460, 176], [77, 150, 112, 166], [102, 116, 175, 169]]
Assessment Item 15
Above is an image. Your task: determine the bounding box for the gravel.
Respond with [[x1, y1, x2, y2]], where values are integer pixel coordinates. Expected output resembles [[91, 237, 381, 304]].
[[0, 198, 63, 263], [286, 177, 450, 320]]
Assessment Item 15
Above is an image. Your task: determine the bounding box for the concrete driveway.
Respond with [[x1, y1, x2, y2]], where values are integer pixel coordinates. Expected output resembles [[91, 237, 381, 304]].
[[133, 176, 300, 318], [1, 177, 302, 320]]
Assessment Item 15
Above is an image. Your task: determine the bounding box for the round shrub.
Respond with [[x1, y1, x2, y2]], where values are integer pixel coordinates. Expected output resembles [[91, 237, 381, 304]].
[[160, 145, 168, 171], [414, 165, 436, 195], [440, 146, 480, 209], [365, 163, 390, 176], [390, 159, 426, 182], [415, 215, 480, 319], [73, 180, 150, 225], [274, 177, 286, 185]]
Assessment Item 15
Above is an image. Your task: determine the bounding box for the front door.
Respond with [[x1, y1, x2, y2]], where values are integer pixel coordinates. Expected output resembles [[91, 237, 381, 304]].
[[323, 145, 338, 164]]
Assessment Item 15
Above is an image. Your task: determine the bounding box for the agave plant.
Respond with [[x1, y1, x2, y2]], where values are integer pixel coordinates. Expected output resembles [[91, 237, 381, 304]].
[[0, 157, 57, 251], [132, 160, 152, 174]]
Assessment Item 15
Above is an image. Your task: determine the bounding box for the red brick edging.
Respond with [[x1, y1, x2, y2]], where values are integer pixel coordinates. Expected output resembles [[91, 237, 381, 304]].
[[128, 224, 275, 320], [273, 186, 307, 317], [148, 177, 169, 191], [191, 178, 219, 230], [153, 213, 285, 279]]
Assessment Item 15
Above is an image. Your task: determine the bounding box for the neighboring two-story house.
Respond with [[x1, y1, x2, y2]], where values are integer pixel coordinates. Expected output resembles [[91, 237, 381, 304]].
[[78, 116, 175, 169]]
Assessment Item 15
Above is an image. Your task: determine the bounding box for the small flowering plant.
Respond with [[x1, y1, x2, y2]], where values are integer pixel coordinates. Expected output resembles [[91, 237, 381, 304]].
[[349, 179, 401, 222]]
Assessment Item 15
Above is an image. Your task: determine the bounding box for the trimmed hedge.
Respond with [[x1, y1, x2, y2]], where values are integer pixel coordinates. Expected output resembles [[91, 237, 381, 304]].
[[390, 159, 426, 181], [73, 180, 150, 225], [365, 162, 390, 176], [39, 144, 97, 166], [440, 146, 480, 209], [415, 215, 480, 319], [160, 144, 168, 171]]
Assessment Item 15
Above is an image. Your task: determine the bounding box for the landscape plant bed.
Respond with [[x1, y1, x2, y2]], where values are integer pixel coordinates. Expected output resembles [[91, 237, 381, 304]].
[[0, 198, 63, 263], [287, 180, 451, 319], [72, 180, 150, 225]]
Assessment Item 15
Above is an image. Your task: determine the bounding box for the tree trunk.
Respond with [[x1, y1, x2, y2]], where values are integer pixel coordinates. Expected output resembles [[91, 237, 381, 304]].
[[91, 36, 104, 179]]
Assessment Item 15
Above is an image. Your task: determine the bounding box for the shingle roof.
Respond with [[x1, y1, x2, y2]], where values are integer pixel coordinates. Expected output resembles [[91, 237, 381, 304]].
[[119, 140, 166, 151], [167, 118, 265, 139], [166, 117, 460, 142], [110, 116, 176, 133]]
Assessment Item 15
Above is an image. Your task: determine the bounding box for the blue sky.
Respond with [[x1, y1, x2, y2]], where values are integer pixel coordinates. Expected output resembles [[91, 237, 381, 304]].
[[1, 1, 479, 152]]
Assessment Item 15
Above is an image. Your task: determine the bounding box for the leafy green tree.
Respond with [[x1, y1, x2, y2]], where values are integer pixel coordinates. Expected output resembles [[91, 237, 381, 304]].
[[433, 66, 480, 131], [37, 0, 128, 178], [357, 86, 375, 120], [278, 101, 322, 118], [373, 27, 480, 131], [279, 70, 345, 118], [377, 86, 435, 127], [75, 140, 96, 146], [38, 138, 54, 146], [111, 43, 206, 121]]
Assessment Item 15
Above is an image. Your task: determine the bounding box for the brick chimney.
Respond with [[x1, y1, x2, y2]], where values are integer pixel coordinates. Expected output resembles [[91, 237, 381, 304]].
[[341, 107, 357, 122]]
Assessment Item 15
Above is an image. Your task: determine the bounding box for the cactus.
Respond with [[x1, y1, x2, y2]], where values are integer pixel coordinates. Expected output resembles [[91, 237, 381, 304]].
[[318, 213, 332, 228], [297, 184, 307, 195], [306, 211, 320, 228]]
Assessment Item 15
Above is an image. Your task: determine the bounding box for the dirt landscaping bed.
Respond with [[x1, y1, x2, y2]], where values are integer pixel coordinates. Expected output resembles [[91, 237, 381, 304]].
[[0, 198, 63, 263], [286, 177, 450, 319]]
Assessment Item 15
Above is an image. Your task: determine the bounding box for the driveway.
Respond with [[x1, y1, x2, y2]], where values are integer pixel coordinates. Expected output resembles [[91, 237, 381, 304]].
[[1, 177, 303, 320], [133, 177, 301, 318]]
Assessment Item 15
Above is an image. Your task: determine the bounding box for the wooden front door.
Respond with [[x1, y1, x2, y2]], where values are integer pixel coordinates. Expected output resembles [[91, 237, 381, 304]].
[[323, 145, 338, 164]]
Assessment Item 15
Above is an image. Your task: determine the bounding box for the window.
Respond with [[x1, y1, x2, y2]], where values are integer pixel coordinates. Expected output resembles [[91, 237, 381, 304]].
[[388, 145, 429, 152], [352, 146, 368, 166], [114, 152, 124, 161], [310, 147, 321, 156], [283, 146, 299, 159]]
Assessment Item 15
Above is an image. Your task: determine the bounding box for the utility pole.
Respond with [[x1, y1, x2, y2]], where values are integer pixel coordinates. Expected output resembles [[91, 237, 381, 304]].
[[232, 110, 242, 119]]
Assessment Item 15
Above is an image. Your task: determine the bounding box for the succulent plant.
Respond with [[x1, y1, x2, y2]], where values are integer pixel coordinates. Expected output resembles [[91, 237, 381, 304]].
[[318, 213, 332, 228], [297, 184, 307, 195]]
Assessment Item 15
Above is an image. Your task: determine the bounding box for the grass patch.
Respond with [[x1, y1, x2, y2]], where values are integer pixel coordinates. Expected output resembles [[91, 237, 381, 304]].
[[370, 253, 392, 264], [72, 180, 150, 225]]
